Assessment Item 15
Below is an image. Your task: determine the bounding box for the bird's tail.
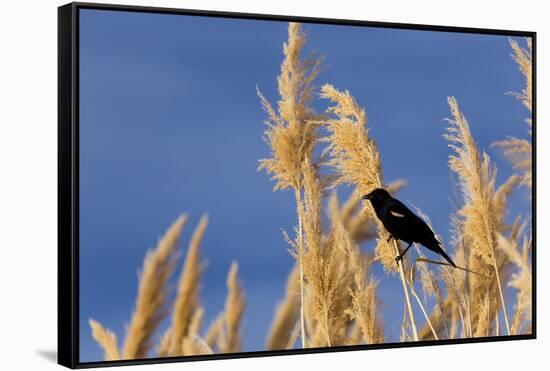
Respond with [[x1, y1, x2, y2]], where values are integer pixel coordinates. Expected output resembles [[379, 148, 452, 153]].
[[425, 237, 457, 268], [437, 246, 457, 268]]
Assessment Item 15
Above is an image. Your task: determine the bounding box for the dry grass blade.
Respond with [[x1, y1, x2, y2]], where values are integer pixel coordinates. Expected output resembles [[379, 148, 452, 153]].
[[169, 216, 208, 355], [122, 215, 188, 359], [415, 258, 486, 278], [89, 319, 121, 361]]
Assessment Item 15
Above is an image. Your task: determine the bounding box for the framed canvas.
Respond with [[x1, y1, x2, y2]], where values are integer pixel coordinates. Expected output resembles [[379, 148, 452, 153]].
[[58, 2, 536, 368]]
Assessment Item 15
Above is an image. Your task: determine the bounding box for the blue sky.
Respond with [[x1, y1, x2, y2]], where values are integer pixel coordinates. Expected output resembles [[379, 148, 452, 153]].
[[78, 8, 532, 363]]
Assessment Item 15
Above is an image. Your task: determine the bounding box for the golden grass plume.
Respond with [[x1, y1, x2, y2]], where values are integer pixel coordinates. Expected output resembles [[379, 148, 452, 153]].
[[257, 22, 322, 192], [298, 160, 347, 347], [205, 262, 246, 354], [89, 319, 121, 361], [493, 38, 532, 188], [122, 215, 188, 359], [266, 266, 300, 350], [168, 215, 208, 355]]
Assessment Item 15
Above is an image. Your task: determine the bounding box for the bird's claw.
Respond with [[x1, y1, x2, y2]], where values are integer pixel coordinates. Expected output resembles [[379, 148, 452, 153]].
[[387, 235, 393, 243], [395, 255, 403, 265]]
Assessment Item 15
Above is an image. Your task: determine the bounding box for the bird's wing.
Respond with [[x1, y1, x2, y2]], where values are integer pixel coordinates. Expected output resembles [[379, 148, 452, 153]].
[[385, 197, 453, 265], [386, 198, 434, 235], [390, 210, 406, 218]]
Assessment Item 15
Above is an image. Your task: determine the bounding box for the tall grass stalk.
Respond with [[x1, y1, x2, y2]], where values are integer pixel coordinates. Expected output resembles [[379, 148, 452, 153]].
[[294, 189, 307, 348], [394, 240, 419, 340], [257, 22, 322, 348], [407, 266, 437, 340], [445, 97, 511, 335], [320, 84, 419, 341]]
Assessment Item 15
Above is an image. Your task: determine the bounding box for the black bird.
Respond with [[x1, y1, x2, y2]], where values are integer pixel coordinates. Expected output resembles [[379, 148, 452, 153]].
[[362, 188, 456, 267]]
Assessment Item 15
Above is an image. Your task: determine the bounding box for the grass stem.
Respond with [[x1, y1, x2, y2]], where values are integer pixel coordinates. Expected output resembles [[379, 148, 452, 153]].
[[393, 240, 419, 341]]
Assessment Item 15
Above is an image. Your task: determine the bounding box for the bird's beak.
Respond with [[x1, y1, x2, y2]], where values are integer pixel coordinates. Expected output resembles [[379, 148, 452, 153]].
[[361, 194, 371, 201]]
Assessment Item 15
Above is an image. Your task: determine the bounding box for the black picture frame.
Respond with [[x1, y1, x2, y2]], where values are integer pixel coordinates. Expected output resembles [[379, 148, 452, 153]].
[[58, 2, 537, 368]]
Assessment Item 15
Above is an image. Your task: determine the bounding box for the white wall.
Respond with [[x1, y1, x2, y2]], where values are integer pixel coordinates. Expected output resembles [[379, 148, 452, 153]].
[[0, 0, 545, 370]]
